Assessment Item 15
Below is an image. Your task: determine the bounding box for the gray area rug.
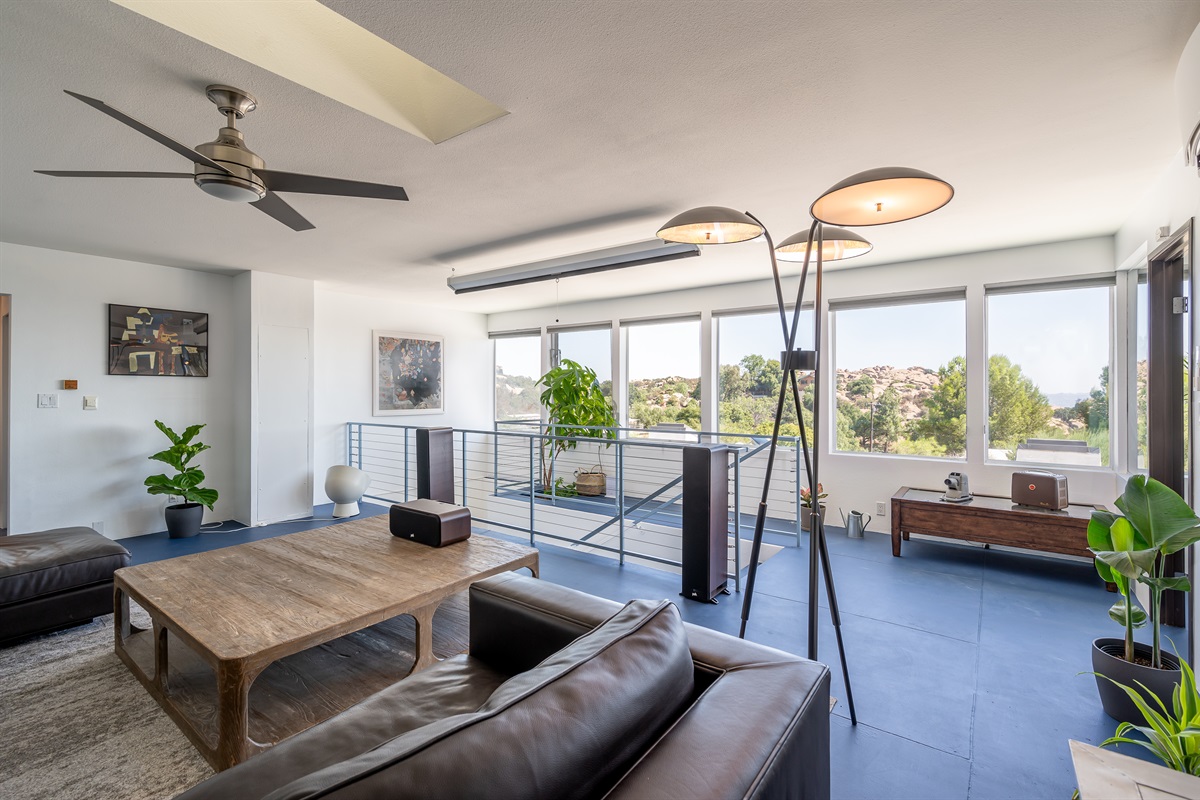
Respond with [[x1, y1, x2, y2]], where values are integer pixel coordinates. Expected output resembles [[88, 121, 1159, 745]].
[[0, 610, 212, 800]]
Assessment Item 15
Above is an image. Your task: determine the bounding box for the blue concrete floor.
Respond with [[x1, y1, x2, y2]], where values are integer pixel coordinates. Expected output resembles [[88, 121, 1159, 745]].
[[120, 505, 1184, 800]]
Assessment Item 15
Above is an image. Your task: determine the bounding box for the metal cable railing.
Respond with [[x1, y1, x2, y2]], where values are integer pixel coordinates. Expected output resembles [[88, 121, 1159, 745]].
[[347, 422, 806, 586]]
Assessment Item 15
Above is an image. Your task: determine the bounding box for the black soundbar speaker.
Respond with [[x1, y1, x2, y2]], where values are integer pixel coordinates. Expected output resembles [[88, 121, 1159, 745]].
[[681, 444, 731, 603], [416, 427, 454, 503]]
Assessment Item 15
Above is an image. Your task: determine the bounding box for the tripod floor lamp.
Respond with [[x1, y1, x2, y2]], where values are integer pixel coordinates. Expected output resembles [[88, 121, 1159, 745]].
[[656, 167, 954, 725]]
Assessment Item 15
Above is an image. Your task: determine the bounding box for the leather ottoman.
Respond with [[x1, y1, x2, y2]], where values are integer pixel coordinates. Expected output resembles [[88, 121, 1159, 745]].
[[0, 527, 131, 644]]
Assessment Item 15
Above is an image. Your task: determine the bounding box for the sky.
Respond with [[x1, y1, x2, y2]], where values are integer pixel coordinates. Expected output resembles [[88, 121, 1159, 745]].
[[497, 285, 1118, 397]]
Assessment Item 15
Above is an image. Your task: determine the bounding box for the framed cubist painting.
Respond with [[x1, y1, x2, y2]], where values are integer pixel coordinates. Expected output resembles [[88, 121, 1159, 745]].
[[373, 331, 444, 415], [108, 304, 209, 377]]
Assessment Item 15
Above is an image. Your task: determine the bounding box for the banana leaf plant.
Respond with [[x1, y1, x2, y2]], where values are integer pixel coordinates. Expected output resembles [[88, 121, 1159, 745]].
[[1089, 475, 1200, 668], [144, 420, 219, 510], [1096, 656, 1200, 775], [537, 359, 616, 490]]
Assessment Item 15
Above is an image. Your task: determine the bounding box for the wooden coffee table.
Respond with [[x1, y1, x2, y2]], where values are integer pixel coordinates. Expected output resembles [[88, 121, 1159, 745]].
[[113, 516, 538, 771]]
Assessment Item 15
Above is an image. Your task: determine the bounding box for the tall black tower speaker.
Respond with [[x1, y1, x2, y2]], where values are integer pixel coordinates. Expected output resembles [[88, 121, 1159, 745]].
[[416, 427, 455, 503], [681, 443, 730, 603]]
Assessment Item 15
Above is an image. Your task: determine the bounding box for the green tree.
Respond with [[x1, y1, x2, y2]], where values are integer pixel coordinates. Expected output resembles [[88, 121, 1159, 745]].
[[988, 354, 1052, 449], [914, 355, 967, 455], [875, 387, 904, 452]]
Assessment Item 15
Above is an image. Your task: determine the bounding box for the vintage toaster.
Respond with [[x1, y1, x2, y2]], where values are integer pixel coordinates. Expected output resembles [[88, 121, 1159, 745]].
[[1012, 470, 1069, 510]]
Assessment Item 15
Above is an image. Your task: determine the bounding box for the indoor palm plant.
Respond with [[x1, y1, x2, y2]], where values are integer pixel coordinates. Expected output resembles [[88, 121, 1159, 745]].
[[537, 359, 616, 495], [145, 420, 218, 538], [1088, 474, 1200, 721]]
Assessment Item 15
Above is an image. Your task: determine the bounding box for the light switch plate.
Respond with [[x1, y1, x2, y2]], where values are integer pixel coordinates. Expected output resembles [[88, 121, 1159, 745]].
[[83, 396, 99, 410], [37, 393, 58, 409]]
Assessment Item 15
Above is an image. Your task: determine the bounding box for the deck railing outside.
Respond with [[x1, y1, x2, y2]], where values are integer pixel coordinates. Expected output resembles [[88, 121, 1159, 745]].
[[346, 422, 806, 587]]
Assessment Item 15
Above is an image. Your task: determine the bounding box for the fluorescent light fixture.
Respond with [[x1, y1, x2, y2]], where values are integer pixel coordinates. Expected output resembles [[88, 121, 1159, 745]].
[[447, 240, 701, 294]]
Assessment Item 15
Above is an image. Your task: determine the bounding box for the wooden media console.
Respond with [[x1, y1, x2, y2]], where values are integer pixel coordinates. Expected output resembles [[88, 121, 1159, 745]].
[[890, 487, 1102, 559]]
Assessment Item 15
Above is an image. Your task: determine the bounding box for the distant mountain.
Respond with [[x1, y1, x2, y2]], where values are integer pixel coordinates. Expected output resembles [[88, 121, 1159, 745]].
[[1045, 392, 1087, 409]]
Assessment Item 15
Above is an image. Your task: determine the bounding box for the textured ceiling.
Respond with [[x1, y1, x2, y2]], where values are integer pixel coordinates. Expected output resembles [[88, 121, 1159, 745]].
[[1, 0, 1197, 313]]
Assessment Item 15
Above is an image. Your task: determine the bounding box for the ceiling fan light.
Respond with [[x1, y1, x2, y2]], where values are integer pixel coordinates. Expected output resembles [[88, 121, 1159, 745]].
[[775, 226, 873, 262], [195, 174, 266, 203], [657, 206, 764, 245], [810, 167, 953, 227]]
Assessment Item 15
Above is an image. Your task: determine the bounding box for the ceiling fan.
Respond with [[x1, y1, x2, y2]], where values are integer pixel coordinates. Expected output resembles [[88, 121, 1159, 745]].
[[36, 85, 409, 231]]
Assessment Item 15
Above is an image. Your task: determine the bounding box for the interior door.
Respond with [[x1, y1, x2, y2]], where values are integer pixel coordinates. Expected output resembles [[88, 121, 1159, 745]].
[[1147, 221, 1193, 631], [257, 324, 312, 523]]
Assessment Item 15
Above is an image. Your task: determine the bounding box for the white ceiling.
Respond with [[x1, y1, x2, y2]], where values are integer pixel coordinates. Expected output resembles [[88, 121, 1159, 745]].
[[1, 0, 1197, 314]]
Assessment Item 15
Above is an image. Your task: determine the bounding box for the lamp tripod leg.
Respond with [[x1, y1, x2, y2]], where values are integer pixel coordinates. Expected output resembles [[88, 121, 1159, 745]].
[[791, 370, 856, 725]]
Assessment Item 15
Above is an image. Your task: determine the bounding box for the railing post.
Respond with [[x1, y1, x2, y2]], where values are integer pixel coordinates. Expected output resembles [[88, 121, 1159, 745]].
[[617, 440, 625, 565], [733, 450, 741, 593], [461, 432, 468, 506], [492, 425, 499, 498], [404, 428, 410, 502], [345, 423, 352, 467], [528, 435, 536, 546]]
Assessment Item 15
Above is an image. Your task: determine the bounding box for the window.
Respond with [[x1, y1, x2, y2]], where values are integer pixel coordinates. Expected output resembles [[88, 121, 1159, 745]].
[[624, 318, 701, 432], [716, 309, 813, 436], [986, 281, 1113, 467], [551, 326, 612, 397], [832, 294, 967, 458], [493, 333, 542, 421], [1136, 276, 1148, 470]]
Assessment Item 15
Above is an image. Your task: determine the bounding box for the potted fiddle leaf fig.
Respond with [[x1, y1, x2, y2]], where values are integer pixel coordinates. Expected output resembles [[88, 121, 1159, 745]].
[[537, 359, 616, 495], [145, 420, 218, 538], [1088, 475, 1200, 722]]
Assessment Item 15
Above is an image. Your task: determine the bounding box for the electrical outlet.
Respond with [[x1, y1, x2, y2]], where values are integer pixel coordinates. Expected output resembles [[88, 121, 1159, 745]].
[[91, 521, 105, 535], [875, 501, 887, 516], [168, 495, 182, 505]]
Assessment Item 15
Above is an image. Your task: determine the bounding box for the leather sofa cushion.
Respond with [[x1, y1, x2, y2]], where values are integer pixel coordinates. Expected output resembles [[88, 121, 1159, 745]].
[[0, 527, 130, 604], [175, 654, 510, 800], [263, 598, 694, 800]]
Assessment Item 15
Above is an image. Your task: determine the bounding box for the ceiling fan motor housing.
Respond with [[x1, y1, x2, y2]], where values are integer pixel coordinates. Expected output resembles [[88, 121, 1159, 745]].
[[194, 126, 266, 202]]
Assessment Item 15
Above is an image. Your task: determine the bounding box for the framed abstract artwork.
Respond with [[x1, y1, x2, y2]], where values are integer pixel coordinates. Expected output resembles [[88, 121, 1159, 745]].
[[373, 331, 444, 415], [108, 304, 209, 377]]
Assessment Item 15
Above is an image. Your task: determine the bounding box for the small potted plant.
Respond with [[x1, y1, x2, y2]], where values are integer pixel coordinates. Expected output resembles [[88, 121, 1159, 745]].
[[800, 483, 827, 531], [1089, 475, 1200, 722], [145, 420, 218, 538]]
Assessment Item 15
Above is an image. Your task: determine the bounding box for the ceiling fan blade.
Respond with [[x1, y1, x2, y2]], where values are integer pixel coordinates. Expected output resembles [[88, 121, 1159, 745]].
[[35, 170, 193, 179], [63, 90, 230, 174], [258, 170, 408, 201], [252, 191, 315, 231]]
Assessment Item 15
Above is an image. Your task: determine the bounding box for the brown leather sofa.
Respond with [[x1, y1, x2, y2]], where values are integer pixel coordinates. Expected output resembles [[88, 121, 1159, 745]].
[[177, 572, 831, 800], [0, 527, 130, 644]]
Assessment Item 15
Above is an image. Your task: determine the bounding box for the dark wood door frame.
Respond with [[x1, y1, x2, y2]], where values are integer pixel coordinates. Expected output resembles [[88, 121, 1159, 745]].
[[1146, 219, 1193, 631]]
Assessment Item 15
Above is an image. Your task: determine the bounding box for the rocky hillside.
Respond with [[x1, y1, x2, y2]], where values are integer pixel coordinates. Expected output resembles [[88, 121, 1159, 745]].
[[835, 365, 938, 421]]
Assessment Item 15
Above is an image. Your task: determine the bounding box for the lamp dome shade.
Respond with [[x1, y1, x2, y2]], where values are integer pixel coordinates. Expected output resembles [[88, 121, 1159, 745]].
[[775, 226, 873, 262], [656, 206, 764, 245], [810, 167, 953, 227]]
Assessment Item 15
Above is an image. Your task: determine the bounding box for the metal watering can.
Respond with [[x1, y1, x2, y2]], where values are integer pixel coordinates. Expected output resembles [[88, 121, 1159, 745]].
[[840, 509, 872, 539]]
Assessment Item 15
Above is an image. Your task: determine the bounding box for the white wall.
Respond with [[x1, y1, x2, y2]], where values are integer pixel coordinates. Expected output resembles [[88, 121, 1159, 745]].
[[237, 271, 315, 525], [312, 286, 491, 505], [0, 242, 236, 538], [488, 236, 1122, 522]]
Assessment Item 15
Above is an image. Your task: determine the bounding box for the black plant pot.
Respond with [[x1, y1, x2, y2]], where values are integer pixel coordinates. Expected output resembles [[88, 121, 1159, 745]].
[[165, 502, 203, 539], [1091, 637, 1182, 724]]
